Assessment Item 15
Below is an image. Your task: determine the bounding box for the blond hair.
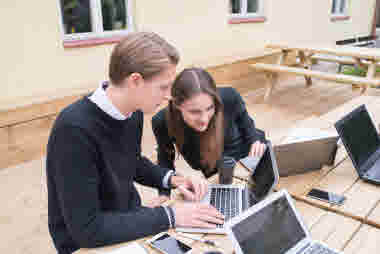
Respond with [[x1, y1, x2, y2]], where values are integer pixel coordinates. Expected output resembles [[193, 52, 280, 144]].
[[109, 32, 179, 85]]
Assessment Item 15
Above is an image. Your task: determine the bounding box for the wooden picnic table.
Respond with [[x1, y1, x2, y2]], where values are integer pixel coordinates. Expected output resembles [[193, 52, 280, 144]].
[[251, 43, 380, 101], [267, 43, 380, 62]]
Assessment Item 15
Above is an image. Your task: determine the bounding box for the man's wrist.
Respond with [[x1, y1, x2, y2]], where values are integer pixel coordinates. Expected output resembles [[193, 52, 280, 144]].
[[168, 172, 177, 189], [162, 206, 175, 228]]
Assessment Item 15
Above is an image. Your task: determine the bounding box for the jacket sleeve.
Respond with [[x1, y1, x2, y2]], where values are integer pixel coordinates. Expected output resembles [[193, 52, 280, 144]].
[[233, 89, 266, 144], [48, 125, 170, 248], [151, 113, 176, 196]]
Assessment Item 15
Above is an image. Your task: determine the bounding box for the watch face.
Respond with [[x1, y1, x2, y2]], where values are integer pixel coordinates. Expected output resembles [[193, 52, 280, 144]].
[[169, 171, 176, 188]]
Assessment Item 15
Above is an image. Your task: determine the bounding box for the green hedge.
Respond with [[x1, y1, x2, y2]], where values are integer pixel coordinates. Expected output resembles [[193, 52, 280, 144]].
[[342, 66, 380, 77]]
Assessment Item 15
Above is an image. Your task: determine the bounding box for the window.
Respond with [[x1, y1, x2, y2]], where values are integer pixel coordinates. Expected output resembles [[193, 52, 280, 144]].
[[229, 0, 265, 24], [331, 0, 347, 15], [230, 0, 259, 16], [59, 0, 133, 43]]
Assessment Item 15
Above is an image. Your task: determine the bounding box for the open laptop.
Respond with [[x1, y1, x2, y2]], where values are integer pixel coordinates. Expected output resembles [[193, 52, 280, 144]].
[[176, 141, 279, 234], [225, 189, 342, 254], [335, 104, 380, 185], [274, 136, 338, 177]]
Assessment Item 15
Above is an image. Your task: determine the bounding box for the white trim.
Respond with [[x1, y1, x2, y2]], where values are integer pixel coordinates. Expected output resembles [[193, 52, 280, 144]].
[[58, 0, 134, 42], [229, 0, 262, 18]]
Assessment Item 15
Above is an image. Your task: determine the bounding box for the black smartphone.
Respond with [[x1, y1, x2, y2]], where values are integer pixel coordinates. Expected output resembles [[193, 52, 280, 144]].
[[307, 188, 346, 206], [146, 233, 192, 254]]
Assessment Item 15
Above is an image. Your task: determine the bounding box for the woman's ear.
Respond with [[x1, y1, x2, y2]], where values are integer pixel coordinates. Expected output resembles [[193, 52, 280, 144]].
[[127, 72, 143, 89]]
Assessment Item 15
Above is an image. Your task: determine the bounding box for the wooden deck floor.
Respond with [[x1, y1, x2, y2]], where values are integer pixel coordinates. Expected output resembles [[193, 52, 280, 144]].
[[2, 62, 380, 254]]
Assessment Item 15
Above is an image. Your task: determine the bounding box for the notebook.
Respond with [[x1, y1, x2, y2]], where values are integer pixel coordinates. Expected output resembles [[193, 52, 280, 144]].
[[335, 104, 380, 185], [225, 189, 342, 254], [176, 141, 279, 234]]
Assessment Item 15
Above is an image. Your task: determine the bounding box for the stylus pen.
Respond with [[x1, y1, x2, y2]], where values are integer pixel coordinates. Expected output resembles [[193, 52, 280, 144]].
[[177, 233, 219, 247]]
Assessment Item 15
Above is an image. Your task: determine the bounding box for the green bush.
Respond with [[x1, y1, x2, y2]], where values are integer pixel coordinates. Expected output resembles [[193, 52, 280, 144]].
[[342, 66, 380, 77]]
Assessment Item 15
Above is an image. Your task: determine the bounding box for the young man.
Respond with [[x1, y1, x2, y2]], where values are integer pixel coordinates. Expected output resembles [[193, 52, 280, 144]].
[[46, 32, 223, 254]]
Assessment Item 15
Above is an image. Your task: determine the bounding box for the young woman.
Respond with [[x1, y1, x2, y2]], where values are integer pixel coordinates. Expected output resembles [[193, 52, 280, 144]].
[[152, 67, 266, 196], [46, 33, 223, 254]]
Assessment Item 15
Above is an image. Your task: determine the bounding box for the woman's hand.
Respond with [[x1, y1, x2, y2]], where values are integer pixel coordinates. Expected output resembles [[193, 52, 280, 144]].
[[249, 141, 266, 157], [171, 175, 209, 202]]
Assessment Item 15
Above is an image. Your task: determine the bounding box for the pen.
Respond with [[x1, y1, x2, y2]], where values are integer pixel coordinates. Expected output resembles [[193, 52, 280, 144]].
[[177, 233, 219, 247]]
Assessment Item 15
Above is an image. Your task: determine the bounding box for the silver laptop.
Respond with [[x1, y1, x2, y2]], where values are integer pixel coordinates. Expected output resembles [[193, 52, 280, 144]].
[[225, 189, 343, 254], [274, 136, 338, 177], [176, 141, 279, 234]]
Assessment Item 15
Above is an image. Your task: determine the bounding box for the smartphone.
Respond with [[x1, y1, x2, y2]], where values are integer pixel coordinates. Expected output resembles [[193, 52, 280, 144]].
[[306, 188, 346, 206], [146, 233, 192, 254]]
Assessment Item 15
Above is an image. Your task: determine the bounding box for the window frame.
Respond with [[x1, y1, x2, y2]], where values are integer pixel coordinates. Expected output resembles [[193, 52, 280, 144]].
[[331, 0, 350, 22], [230, 0, 262, 18], [58, 0, 134, 45], [228, 0, 266, 24], [331, 0, 347, 16]]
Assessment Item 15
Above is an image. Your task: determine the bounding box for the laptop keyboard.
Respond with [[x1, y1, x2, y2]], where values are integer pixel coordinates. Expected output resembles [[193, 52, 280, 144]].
[[210, 187, 240, 227], [303, 243, 338, 254], [362, 148, 380, 173]]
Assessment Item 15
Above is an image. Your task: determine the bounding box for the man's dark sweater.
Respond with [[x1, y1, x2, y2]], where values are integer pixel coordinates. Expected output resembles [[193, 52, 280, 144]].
[[46, 96, 171, 254]]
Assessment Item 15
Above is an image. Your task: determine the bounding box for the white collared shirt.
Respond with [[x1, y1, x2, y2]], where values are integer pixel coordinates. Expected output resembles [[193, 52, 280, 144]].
[[89, 82, 132, 120]]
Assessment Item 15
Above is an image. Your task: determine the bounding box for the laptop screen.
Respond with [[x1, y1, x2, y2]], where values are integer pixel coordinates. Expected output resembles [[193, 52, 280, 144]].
[[339, 107, 380, 168], [249, 146, 275, 199], [231, 196, 306, 254]]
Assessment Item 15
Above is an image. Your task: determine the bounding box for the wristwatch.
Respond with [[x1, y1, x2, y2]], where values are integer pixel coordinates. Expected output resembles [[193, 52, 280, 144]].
[[168, 171, 177, 189]]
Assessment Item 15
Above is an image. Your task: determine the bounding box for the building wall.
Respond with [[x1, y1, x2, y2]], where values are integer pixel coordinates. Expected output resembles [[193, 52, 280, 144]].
[[0, 0, 376, 110]]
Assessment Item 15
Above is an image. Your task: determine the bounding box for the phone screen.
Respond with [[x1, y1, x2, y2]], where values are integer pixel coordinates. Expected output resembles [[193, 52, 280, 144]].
[[149, 234, 192, 254], [307, 188, 346, 205]]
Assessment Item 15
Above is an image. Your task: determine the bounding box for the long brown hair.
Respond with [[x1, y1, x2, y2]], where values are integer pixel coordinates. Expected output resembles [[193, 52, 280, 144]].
[[166, 68, 224, 173]]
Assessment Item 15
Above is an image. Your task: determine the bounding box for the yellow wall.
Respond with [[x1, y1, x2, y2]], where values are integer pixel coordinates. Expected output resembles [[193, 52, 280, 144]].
[[1, 0, 376, 110]]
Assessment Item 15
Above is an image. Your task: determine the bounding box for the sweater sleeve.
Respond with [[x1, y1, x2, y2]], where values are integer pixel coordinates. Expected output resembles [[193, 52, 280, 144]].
[[134, 155, 170, 190], [49, 125, 170, 248], [151, 112, 176, 196]]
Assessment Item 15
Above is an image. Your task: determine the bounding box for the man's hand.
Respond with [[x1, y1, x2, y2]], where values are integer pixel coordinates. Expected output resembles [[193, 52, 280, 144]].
[[250, 141, 266, 157], [171, 175, 208, 202], [146, 195, 170, 208], [172, 202, 224, 228]]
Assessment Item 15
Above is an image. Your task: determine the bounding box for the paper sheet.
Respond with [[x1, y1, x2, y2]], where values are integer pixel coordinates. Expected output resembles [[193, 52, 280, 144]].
[[104, 242, 148, 254]]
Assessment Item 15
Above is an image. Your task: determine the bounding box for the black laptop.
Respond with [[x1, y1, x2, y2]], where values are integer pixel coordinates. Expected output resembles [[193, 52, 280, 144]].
[[334, 105, 380, 185]]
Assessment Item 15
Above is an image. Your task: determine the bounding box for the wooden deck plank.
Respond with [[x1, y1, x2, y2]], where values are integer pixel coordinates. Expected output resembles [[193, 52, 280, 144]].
[[366, 201, 380, 228], [343, 225, 380, 254], [336, 179, 380, 221], [310, 212, 361, 251], [299, 159, 358, 209]]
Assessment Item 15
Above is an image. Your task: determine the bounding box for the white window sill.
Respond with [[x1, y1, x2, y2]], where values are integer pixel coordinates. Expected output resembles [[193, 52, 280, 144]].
[[330, 15, 350, 22], [63, 36, 128, 48]]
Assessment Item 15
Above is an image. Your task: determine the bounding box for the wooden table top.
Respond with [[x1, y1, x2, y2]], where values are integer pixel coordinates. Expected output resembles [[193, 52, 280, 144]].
[[267, 43, 380, 62]]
